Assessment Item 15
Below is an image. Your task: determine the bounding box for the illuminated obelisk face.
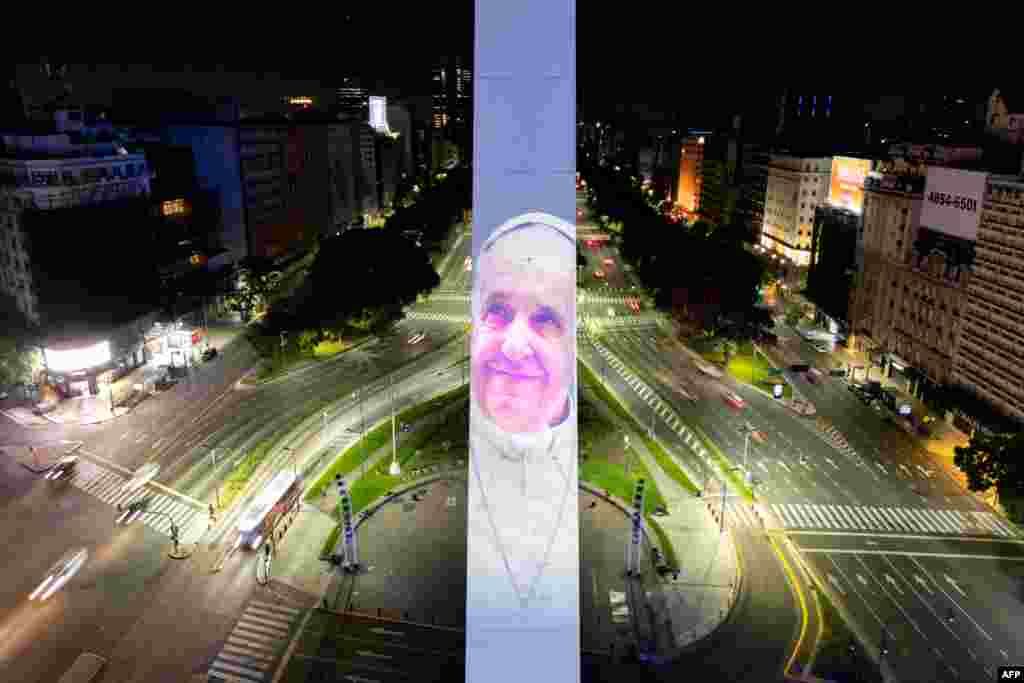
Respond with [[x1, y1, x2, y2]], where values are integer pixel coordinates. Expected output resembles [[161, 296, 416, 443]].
[[467, 4, 577, 679], [472, 224, 575, 435]]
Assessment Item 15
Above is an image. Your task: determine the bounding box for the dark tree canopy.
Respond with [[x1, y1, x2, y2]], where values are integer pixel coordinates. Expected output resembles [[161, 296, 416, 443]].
[[302, 229, 439, 332]]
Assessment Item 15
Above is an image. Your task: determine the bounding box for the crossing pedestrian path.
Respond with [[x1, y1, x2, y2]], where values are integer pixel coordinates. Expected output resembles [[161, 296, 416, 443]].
[[208, 599, 305, 683], [770, 502, 1019, 538], [405, 310, 470, 324], [68, 458, 205, 538]]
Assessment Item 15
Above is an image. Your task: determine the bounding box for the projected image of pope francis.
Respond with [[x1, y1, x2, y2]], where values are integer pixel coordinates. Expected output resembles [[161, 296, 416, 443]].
[[467, 211, 578, 614]]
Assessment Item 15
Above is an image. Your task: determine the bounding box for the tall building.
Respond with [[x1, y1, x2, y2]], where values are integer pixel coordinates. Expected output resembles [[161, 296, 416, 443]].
[[0, 106, 153, 325], [952, 174, 1024, 423], [849, 159, 974, 404], [675, 134, 707, 222], [761, 154, 832, 266], [734, 146, 770, 243], [431, 56, 472, 164], [775, 92, 865, 149], [985, 89, 1024, 144], [697, 131, 739, 226], [336, 77, 369, 122], [807, 205, 861, 329]]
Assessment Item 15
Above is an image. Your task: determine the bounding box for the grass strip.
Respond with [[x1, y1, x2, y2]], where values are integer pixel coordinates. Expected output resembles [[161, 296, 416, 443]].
[[579, 360, 699, 495], [218, 395, 336, 509], [687, 420, 754, 502], [348, 394, 468, 513], [304, 384, 469, 501], [319, 525, 341, 559], [645, 517, 679, 570]]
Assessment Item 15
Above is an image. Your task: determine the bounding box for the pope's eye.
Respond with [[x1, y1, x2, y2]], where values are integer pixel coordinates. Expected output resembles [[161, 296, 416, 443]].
[[482, 302, 513, 327], [531, 307, 563, 336]]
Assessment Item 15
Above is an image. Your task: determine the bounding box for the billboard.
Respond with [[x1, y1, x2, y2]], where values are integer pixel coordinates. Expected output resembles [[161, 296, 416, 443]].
[[470, 2, 578, 682], [828, 157, 871, 214], [920, 167, 987, 241], [369, 96, 389, 134]]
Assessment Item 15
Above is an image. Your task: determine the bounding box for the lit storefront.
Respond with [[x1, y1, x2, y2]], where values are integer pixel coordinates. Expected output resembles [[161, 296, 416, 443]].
[[144, 322, 204, 371], [43, 339, 112, 398]]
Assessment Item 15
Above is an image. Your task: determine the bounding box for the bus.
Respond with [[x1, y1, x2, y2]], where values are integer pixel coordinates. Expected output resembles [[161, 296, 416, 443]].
[[237, 470, 301, 551]]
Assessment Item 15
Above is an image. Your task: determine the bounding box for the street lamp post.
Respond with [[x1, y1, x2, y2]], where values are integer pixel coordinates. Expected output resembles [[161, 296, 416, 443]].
[[207, 446, 222, 509], [389, 374, 401, 477], [283, 446, 297, 477], [624, 434, 631, 475]]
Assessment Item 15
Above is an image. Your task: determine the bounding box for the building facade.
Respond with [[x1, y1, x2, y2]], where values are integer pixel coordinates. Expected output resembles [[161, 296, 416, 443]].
[[675, 135, 705, 222], [761, 154, 831, 266], [0, 111, 152, 324], [952, 175, 1024, 422], [985, 90, 1024, 144], [850, 165, 969, 400], [734, 147, 770, 243], [807, 205, 861, 328]]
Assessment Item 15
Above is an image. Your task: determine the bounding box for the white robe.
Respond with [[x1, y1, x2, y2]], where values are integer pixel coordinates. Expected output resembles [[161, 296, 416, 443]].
[[465, 394, 580, 671]]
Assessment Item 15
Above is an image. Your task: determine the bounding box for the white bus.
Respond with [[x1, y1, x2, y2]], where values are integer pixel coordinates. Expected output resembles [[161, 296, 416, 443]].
[[237, 470, 301, 550]]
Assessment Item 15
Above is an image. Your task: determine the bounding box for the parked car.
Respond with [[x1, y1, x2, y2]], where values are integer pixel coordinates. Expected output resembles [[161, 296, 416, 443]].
[[201, 347, 218, 362], [722, 391, 746, 410]]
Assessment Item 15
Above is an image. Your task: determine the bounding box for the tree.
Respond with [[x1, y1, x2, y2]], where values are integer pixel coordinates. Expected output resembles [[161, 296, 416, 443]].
[[954, 432, 1024, 511], [712, 337, 739, 366], [225, 261, 284, 322], [302, 229, 439, 336], [784, 303, 803, 328], [0, 292, 42, 386]]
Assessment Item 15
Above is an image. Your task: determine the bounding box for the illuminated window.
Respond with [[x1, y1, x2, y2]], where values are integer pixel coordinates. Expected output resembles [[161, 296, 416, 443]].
[[162, 199, 188, 216]]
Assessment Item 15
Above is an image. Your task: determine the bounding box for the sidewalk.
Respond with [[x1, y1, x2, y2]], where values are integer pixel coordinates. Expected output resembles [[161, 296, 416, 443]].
[[37, 323, 250, 427], [832, 342, 977, 497], [581, 381, 741, 655]]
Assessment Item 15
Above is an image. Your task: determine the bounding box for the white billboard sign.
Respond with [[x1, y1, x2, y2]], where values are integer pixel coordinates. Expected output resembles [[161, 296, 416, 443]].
[[920, 167, 987, 241], [368, 96, 389, 134]]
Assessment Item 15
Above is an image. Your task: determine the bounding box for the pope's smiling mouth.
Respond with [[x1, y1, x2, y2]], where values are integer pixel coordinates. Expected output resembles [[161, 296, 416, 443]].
[[486, 360, 545, 381]]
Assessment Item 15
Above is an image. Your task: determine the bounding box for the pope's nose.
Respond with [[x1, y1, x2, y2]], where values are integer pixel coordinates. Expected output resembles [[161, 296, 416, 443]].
[[501, 319, 534, 361]]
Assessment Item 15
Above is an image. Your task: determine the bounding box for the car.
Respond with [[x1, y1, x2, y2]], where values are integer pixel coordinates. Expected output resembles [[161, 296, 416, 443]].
[[722, 391, 746, 409], [812, 343, 831, 353], [201, 347, 218, 362], [464, 256, 472, 272], [594, 270, 605, 279], [45, 455, 78, 482], [0, 388, 8, 400], [29, 547, 89, 602]]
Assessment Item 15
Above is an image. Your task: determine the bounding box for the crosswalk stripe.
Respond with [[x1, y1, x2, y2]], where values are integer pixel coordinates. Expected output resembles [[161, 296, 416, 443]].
[[218, 652, 271, 671], [908, 508, 939, 533], [935, 510, 963, 533], [240, 613, 292, 632], [210, 660, 264, 681], [222, 643, 275, 661], [928, 510, 956, 534], [250, 600, 301, 615], [235, 620, 289, 638]]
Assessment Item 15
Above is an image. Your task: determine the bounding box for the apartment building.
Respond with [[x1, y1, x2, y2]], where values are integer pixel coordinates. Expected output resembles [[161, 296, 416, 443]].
[[953, 175, 1024, 422], [849, 162, 973, 399], [0, 108, 152, 324], [761, 154, 832, 266]]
